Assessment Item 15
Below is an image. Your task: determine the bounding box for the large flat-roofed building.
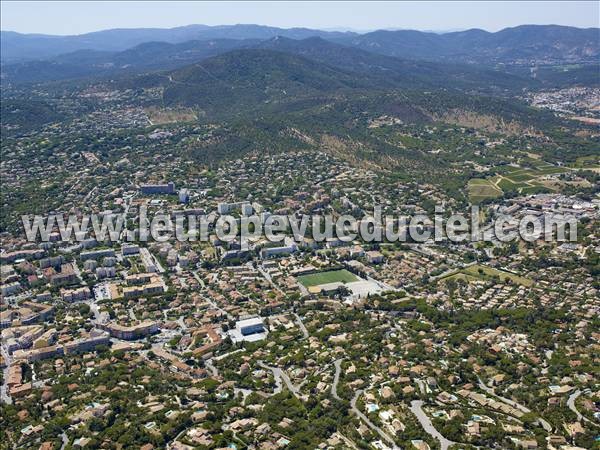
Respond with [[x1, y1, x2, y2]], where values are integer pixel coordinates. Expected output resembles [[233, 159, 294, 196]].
[[39, 256, 64, 269], [171, 208, 206, 218], [80, 249, 115, 261], [140, 182, 175, 195], [104, 321, 159, 340], [63, 332, 110, 355], [61, 286, 91, 302], [239, 318, 265, 336], [178, 189, 190, 204], [0, 310, 15, 328], [122, 280, 165, 299], [1, 282, 21, 297], [121, 244, 140, 256], [2, 325, 44, 353], [7, 364, 23, 387], [0, 249, 44, 264], [20, 302, 54, 323], [44, 263, 79, 286], [228, 317, 267, 343], [217, 201, 253, 215], [139, 247, 158, 273], [260, 241, 298, 259], [14, 344, 63, 363], [125, 273, 154, 286]]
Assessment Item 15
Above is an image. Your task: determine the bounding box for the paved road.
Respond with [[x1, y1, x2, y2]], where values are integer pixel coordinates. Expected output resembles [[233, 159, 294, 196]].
[[477, 377, 530, 413], [430, 261, 477, 281], [258, 362, 282, 394], [234, 387, 252, 401], [205, 359, 219, 378], [350, 390, 399, 448], [477, 376, 552, 432], [567, 390, 582, 422], [192, 272, 233, 320], [567, 389, 593, 424], [258, 266, 285, 295], [0, 345, 13, 404], [214, 349, 243, 361], [332, 359, 342, 401], [293, 313, 309, 339], [128, 308, 137, 321], [336, 432, 359, 450], [415, 378, 427, 395], [82, 185, 97, 205], [258, 361, 299, 397], [176, 315, 187, 331], [410, 400, 455, 450], [192, 271, 206, 289], [85, 296, 104, 326], [168, 427, 188, 450], [59, 432, 69, 450]]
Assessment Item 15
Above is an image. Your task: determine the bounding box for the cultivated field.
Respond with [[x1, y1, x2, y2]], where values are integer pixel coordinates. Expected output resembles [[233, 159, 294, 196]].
[[468, 161, 573, 203], [467, 178, 503, 203]]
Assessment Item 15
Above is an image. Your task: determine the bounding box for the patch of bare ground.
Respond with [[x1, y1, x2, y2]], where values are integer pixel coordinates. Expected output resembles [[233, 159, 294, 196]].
[[541, 179, 592, 190], [319, 134, 381, 170], [570, 116, 600, 125], [145, 106, 198, 124], [431, 109, 542, 136], [282, 127, 315, 145], [574, 129, 599, 138]]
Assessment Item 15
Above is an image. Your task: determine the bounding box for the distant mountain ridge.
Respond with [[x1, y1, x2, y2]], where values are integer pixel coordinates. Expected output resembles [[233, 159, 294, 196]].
[[0, 24, 355, 63], [254, 37, 533, 92], [2, 24, 597, 89], [1, 39, 261, 83], [107, 47, 538, 120], [333, 25, 600, 65], [2, 23, 598, 67], [142, 48, 380, 117]]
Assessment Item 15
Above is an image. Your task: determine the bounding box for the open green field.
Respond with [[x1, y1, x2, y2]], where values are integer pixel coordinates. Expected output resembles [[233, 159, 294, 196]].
[[442, 272, 480, 284], [442, 264, 533, 287], [503, 165, 568, 183], [497, 177, 519, 191], [535, 165, 567, 175], [468, 162, 571, 202], [468, 178, 502, 203], [572, 155, 600, 169], [505, 171, 536, 182], [297, 269, 358, 287], [463, 264, 533, 286]]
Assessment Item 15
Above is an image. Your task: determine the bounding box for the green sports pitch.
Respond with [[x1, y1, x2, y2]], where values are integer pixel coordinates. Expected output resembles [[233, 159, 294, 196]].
[[297, 269, 358, 287]]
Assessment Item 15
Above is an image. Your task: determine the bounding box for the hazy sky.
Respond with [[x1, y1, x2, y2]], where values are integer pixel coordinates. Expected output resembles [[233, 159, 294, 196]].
[[1, 1, 598, 35]]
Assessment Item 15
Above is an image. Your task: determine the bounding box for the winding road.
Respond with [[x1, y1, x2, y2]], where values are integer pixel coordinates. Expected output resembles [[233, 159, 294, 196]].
[[567, 389, 593, 425], [205, 359, 219, 377], [59, 432, 69, 450], [258, 361, 299, 397], [294, 312, 309, 339], [0, 346, 13, 404], [336, 432, 359, 450], [410, 400, 455, 450], [332, 359, 342, 400], [477, 376, 552, 432], [350, 389, 399, 448]]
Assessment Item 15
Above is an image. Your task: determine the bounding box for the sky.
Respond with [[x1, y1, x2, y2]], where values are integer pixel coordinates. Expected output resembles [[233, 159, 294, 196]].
[[1, 1, 598, 35]]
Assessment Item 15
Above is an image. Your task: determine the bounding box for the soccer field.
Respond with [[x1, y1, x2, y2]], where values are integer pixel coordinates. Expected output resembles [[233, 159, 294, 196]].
[[297, 269, 358, 287]]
